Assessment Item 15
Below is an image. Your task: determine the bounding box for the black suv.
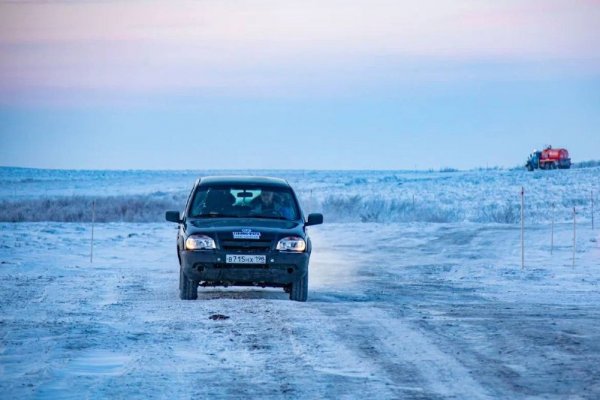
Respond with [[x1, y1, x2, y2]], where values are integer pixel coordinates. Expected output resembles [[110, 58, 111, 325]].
[[166, 176, 323, 302]]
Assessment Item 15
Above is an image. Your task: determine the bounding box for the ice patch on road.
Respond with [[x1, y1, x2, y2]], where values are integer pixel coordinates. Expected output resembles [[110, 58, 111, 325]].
[[36, 350, 132, 399], [65, 350, 131, 376]]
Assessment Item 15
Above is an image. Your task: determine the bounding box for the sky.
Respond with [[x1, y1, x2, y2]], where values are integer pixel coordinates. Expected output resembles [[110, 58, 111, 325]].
[[0, 0, 598, 170]]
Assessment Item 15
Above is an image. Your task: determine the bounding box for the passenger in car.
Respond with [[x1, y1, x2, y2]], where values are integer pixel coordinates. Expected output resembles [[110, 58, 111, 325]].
[[202, 190, 235, 215]]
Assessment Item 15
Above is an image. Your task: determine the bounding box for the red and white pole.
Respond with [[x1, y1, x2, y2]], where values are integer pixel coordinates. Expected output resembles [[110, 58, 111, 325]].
[[90, 200, 95, 264], [550, 203, 554, 255], [592, 191, 595, 230], [521, 187, 525, 270], [572, 207, 576, 268]]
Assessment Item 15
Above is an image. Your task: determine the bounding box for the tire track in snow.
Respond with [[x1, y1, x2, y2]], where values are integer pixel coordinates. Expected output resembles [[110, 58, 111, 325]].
[[281, 304, 398, 399], [345, 307, 492, 399]]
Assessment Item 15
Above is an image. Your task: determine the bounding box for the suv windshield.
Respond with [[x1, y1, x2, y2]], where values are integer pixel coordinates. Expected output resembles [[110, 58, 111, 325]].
[[189, 186, 300, 221]]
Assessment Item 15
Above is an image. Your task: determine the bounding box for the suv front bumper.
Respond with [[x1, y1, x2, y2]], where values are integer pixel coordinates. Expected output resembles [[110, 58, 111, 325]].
[[180, 250, 309, 287]]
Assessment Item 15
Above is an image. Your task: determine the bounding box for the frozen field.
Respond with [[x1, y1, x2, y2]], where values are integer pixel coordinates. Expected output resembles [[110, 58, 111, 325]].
[[1, 167, 599, 399], [1, 166, 598, 224]]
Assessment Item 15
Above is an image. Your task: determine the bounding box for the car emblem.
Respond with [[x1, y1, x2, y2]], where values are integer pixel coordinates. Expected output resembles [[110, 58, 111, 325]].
[[233, 229, 261, 240]]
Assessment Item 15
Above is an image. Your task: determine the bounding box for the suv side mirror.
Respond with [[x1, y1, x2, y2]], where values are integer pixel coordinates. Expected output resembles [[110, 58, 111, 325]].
[[305, 213, 323, 226], [165, 211, 182, 223]]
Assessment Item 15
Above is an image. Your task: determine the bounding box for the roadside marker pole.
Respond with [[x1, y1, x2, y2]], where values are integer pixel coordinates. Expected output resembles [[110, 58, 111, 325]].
[[550, 203, 554, 255], [90, 200, 95, 264], [521, 187, 525, 270], [572, 207, 576, 268], [592, 191, 595, 230]]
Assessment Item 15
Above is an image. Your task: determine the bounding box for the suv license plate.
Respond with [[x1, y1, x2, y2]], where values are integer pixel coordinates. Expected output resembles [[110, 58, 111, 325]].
[[225, 255, 266, 264]]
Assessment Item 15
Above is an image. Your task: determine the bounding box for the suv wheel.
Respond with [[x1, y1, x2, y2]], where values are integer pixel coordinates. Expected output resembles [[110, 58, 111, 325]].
[[289, 273, 308, 302], [179, 266, 198, 300]]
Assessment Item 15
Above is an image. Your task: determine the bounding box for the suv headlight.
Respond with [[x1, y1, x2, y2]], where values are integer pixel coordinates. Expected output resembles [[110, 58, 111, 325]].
[[185, 235, 216, 250], [276, 236, 306, 252]]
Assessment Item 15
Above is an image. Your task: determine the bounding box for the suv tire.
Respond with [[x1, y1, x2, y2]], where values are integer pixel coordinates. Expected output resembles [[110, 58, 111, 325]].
[[290, 272, 308, 302], [180, 266, 198, 300]]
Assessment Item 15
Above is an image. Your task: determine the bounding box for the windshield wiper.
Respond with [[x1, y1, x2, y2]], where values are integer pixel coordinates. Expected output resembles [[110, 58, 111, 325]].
[[195, 212, 238, 218], [248, 214, 289, 221]]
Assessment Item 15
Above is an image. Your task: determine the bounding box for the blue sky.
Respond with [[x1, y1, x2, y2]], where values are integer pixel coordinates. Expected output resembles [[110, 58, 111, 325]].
[[0, 0, 598, 170]]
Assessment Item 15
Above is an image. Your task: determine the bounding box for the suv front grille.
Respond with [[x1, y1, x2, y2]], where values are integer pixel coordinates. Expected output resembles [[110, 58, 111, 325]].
[[220, 240, 272, 253]]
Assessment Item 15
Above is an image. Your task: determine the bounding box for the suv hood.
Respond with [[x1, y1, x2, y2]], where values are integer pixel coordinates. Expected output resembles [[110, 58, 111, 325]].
[[185, 218, 304, 239]]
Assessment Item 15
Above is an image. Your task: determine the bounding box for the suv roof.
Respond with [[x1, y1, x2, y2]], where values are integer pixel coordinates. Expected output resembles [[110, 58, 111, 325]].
[[197, 175, 290, 188]]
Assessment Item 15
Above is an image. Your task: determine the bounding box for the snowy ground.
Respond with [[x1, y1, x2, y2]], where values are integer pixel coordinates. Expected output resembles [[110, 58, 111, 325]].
[[1, 220, 599, 399]]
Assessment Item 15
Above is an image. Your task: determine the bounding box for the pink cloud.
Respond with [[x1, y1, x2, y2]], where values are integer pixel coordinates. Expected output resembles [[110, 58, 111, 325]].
[[0, 0, 598, 101]]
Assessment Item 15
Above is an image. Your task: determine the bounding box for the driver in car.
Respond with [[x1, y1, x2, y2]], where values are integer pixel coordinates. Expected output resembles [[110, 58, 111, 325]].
[[250, 190, 293, 219]]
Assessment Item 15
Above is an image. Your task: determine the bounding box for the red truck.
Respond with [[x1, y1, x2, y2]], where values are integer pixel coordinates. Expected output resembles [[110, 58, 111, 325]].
[[526, 146, 571, 171]]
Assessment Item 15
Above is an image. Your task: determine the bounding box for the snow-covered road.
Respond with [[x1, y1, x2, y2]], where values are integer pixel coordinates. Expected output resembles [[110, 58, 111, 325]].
[[1, 222, 599, 399]]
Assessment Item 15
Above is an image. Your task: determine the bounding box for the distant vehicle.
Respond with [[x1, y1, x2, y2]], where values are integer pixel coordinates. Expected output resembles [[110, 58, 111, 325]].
[[526, 146, 571, 171], [165, 176, 323, 302]]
